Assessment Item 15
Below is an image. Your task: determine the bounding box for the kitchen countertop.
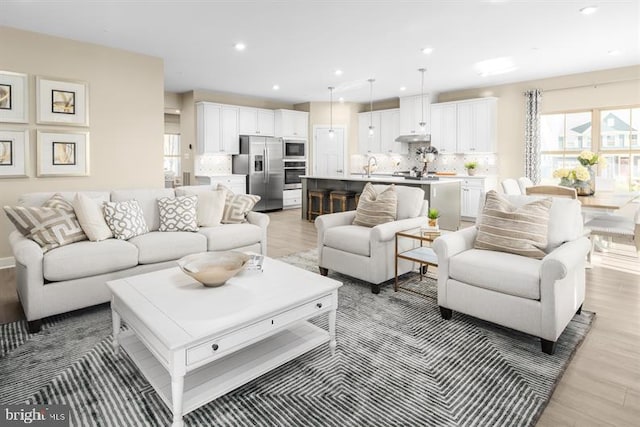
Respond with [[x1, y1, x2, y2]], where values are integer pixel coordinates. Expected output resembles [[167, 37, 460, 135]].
[[302, 175, 462, 184]]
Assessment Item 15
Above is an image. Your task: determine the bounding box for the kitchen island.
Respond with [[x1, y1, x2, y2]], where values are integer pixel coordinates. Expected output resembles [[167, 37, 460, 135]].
[[302, 175, 461, 230]]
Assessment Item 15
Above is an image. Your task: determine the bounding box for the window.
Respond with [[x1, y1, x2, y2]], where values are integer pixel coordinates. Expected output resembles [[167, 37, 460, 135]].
[[164, 134, 181, 182], [540, 106, 640, 191]]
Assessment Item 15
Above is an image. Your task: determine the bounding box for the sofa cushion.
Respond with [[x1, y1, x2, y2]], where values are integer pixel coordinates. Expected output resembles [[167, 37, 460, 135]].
[[198, 224, 262, 251], [218, 186, 261, 224], [475, 190, 552, 259], [353, 183, 397, 227], [175, 187, 226, 227], [373, 184, 424, 220], [104, 199, 149, 240], [158, 195, 199, 232], [73, 193, 113, 241], [128, 231, 207, 264], [324, 225, 371, 257], [111, 188, 175, 231], [43, 239, 138, 282], [4, 194, 87, 252], [19, 191, 110, 208], [449, 248, 541, 300]]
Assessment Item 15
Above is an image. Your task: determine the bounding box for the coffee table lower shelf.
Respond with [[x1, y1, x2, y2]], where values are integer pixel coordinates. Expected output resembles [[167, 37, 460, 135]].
[[118, 321, 329, 416]]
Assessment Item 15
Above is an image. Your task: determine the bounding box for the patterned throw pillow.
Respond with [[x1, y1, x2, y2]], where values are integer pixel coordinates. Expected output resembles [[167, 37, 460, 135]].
[[474, 190, 552, 259], [218, 185, 261, 224], [157, 195, 198, 232], [3, 193, 87, 252], [352, 183, 398, 227], [103, 199, 149, 240]]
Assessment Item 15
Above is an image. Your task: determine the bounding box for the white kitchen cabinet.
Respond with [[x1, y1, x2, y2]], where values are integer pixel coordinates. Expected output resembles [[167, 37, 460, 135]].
[[430, 103, 457, 154], [283, 189, 302, 209], [239, 107, 275, 136], [196, 174, 246, 194], [438, 175, 498, 219], [196, 102, 240, 154], [456, 98, 497, 153], [358, 108, 406, 155], [399, 94, 431, 136], [358, 111, 382, 154], [274, 110, 308, 139]]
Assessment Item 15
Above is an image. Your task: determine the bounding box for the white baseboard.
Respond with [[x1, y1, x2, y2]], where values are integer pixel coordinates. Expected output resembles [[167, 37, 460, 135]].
[[0, 256, 16, 269]]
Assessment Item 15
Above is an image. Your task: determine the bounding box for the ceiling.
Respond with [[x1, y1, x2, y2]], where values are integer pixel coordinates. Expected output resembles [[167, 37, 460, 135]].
[[1, 0, 638, 104]]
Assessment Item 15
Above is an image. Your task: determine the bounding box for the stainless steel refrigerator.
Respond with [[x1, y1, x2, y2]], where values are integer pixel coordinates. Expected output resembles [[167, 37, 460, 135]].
[[232, 136, 284, 211]]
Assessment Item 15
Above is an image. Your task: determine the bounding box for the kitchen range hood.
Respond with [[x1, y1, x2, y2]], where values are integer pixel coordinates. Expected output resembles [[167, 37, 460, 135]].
[[395, 134, 431, 144]]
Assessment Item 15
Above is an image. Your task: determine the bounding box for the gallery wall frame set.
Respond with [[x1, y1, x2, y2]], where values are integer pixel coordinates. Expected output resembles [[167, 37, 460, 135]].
[[0, 71, 28, 123], [37, 131, 90, 177], [36, 76, 89, 126], [0, 130, 29, 178]]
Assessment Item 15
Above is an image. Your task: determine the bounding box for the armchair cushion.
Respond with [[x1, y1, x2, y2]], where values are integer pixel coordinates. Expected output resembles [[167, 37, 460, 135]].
[[449, 249, 541, 300], [475, 190, 552, 259], [353, 183, 397, 227], [372, 184, 424, 219], [323, 225, 371, 256]]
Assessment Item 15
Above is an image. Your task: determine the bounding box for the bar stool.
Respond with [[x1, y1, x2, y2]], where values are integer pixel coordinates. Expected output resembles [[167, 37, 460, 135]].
[[355, 193, 361, 207], [308, 189, 330, 222], [329, 190, 356, 213]]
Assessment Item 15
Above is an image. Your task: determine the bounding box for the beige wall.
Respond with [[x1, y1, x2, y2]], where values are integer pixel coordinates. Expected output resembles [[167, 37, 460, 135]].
[[0, 27, 164, 259], [436, 65, 640, 180]]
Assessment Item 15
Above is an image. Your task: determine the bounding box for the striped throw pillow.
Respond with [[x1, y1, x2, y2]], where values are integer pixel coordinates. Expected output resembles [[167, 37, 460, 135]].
[[474, 190, 552, 259], [352, 183, 397, 227]]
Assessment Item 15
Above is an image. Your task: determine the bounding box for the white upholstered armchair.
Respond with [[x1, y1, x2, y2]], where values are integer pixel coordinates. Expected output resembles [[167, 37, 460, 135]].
[[433, 194, 590, 354], [315, 185, 428, 294]]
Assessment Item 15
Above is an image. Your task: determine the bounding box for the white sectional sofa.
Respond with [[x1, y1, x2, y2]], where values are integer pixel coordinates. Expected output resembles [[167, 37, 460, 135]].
[[8, 186, 269, 333]]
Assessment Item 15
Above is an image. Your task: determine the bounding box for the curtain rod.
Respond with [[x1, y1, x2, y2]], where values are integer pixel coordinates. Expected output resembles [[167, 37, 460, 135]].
[[542, 77, 639, 93]]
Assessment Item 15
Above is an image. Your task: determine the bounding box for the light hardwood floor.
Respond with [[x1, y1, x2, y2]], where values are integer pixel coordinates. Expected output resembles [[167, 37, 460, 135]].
[[0, 208, 638, 426]]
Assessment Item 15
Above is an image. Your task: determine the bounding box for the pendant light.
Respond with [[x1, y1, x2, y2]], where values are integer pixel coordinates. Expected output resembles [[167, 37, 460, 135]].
[[368, 78, 375, 137], [328, 86, 335, 139], [418, 68, 427, 133]]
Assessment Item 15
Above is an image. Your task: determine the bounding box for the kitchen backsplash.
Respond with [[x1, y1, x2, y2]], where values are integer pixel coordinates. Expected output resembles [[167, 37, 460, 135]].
[[195, 154, 232, 175], [350, 143, 498, 175]]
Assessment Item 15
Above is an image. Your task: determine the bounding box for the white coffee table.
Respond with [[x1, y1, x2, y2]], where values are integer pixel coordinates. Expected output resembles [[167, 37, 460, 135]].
[[107, 256, 342, 427]]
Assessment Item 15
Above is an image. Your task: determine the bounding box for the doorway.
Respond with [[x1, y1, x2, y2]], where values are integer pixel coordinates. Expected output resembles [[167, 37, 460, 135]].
[[313, 125, 347, 177]]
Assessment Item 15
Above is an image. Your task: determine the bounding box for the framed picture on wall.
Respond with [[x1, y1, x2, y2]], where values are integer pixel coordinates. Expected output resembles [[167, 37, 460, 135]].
[[0, 71, 28, 123], [0, 130, 29, 178], [37, 130, 89, 177], [36, 77, 89, 126]]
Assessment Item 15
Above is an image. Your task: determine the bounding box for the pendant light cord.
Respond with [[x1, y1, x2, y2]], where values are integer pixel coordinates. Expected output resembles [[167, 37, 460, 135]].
[[419, 68, 426, 127], [328, 86, 334, 131], [368, 78, 375, 128]]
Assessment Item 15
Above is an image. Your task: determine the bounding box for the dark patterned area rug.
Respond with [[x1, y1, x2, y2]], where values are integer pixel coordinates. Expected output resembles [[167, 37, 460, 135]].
[[0, 250, 593, 426]]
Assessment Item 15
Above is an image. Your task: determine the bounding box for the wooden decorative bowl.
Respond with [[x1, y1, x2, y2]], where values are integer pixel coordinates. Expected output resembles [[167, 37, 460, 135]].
[[178, 251, 250, 287]]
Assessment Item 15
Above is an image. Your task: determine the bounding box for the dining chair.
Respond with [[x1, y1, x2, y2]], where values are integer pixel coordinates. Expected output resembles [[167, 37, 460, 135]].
[[501, 178, 522, 195], [583, 205, 640, 257], [525, 185, 577, 199], [517, 177, 534, 194]]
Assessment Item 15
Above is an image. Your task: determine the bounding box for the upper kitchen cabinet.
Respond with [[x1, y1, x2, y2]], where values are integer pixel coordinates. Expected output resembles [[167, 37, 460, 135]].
[[430, 102, 457, 154], [399, 94, 431, 136], [239, 107, 275, 136], [358, 108, 406, 155], [196, 102, 240, 154], [275, 109, 309, 139], [358, 111, 382, 154], [456, 98, 497, 153]]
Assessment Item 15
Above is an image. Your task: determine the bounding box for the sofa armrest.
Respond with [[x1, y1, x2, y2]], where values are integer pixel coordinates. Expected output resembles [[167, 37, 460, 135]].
[[315, 211, 356, 233], [432, 226, 477, 261], [371, 216, 428, 243], [9, 231, 45, 321], [540, 237, 590, 283], [246, 211, 270, 256]]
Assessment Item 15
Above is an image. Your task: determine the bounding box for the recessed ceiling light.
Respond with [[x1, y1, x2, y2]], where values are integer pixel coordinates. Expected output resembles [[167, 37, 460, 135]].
[[338, 97, 345, 103], [421, 47, 434, 55], [400, 86, 407, 91], [334, 69, 343, 76], [608, 49, 621, 56], [579, 6, 598, 15], [475, 57, 517, 77], [234, 42, 246, 51], [272, 84, 280, 90]]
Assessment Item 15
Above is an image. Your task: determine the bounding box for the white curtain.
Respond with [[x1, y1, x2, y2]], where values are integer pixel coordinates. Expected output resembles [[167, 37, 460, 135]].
[[524, 89, 542, 184]]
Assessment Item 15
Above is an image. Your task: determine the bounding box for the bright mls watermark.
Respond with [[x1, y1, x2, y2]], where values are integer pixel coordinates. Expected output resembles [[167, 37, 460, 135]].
[[0, 405, 69, 426]]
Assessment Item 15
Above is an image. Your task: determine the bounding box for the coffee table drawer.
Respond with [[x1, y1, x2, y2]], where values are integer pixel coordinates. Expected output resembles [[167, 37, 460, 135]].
[[186, 294, 333, 366]]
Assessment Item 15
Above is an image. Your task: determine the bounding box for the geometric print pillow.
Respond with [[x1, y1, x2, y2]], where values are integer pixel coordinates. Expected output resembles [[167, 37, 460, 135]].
[[220, 192, 261, 224], [157, 195, 198, 232], [103, 199, 149, 240], [3, 193, 88, 252]]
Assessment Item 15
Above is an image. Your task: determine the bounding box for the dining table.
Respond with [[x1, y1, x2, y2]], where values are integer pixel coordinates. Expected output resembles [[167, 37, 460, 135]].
[[578, 191, 640, 212]]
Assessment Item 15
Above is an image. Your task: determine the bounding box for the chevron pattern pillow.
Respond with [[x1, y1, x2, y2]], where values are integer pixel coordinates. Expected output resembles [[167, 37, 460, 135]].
[[475, 190, 552, 259], [103, 200, 149, 240], [157, 195, 198, 232], [4, 193, 87, 252]]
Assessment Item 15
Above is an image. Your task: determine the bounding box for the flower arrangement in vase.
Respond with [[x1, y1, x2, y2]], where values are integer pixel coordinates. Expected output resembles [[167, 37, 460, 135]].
[[553, 151, 606, 196], [416, 146, 438, 176], [464, 161, 478, 176]]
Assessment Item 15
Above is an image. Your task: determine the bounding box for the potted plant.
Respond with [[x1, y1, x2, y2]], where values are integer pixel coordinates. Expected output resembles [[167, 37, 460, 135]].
[[464, 161, 478, 176], [427, 208, 440, 228]]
